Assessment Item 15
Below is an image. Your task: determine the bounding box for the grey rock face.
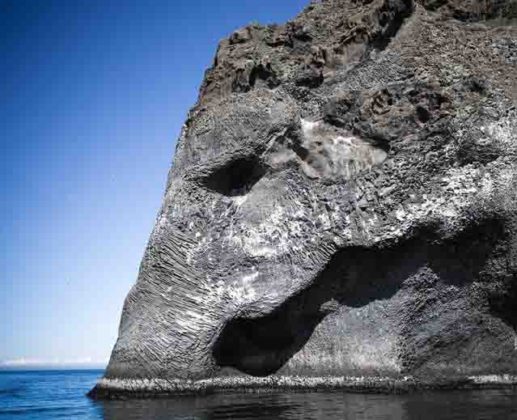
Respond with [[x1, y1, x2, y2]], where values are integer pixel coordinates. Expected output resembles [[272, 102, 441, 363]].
[[91, 0, 517, 397]]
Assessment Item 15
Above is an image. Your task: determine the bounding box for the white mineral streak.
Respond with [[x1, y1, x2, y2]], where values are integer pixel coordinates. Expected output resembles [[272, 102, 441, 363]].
[[386, 113, 516, 242], [300, 119, 387, 179], [468, 375, 517, 384], [387, 161, 515, 242], [232, 195, 248, 206], [226, 271, 258, 305], [480, 112, 517, 146], [230, 205, 291, 258]]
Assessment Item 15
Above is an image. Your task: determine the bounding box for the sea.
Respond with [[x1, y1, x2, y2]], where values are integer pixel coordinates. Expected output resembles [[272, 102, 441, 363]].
[[0, 370, 516, 419]]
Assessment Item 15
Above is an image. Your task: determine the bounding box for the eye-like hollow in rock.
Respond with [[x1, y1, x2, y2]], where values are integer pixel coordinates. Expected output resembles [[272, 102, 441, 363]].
[[202, 157, 267, 197]]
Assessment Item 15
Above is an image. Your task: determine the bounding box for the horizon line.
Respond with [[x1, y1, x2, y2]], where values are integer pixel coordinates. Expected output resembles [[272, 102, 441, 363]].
[[0, 357, 108, 370]]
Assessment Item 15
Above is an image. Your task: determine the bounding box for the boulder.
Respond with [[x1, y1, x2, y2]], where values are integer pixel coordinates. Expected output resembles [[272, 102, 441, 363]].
[[90, 0, 517, 398]]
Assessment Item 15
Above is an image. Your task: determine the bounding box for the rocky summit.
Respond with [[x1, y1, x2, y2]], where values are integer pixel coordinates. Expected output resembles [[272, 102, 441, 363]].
[[90, 0, 517, 398]]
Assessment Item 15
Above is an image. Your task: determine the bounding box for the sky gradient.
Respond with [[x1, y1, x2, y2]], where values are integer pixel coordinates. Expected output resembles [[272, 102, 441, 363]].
[[0, 0, 308, 368]]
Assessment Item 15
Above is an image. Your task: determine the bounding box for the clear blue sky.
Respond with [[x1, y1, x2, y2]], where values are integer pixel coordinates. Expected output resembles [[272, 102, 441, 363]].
[[0, 0, 308, 368]]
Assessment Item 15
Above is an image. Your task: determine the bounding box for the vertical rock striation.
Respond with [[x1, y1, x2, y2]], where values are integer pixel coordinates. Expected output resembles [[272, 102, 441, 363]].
[[90, 0, 517, 398]]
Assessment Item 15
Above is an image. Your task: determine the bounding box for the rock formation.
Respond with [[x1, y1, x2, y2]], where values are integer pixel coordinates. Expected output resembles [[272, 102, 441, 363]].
[[90, 0, 517, 398]]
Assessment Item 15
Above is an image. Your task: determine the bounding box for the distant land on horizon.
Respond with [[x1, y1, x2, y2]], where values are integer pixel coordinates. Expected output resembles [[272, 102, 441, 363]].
[[0, 358, 107, 371], [0, 365, 106, 371]]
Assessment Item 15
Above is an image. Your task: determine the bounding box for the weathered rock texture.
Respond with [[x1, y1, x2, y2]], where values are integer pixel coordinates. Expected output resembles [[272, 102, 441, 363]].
[[91, 0, 517, 398]]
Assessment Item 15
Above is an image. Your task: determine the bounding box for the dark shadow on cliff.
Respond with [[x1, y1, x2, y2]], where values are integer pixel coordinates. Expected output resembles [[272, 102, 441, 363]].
[[201, 156, 267, 197], [213, 217, 511, 376]]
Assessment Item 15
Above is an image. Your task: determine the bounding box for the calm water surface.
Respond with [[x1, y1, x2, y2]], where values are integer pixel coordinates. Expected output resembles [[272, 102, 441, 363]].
[[0, 370, 516, 419]]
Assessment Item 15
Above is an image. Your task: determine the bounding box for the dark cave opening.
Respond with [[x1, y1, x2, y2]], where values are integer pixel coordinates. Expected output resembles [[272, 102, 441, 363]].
[[489, 278, 517, 331], [212, 310, 325, 376], [371, 0, 414, 51], [249, 63, 279, 89], [202, 157, 266, 197]]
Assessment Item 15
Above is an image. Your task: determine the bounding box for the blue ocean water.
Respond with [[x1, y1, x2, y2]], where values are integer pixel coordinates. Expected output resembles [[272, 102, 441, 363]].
[[0, 370, 102, 419], [1, 370, 517, 419]]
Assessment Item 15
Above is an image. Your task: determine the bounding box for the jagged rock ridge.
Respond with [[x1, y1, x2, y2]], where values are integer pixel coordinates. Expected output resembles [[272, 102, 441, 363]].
[[90, 0, 517, 398]]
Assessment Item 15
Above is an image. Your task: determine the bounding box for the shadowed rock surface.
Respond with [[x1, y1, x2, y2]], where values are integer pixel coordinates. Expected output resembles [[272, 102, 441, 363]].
[[90, 0, 517, 398]]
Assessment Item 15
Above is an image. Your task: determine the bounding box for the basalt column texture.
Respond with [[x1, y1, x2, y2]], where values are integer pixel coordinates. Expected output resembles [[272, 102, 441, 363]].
[[90, 0, 517, 398]]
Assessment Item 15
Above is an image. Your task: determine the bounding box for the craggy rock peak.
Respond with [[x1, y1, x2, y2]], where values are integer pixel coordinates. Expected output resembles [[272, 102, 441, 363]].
[[91, 0, 517, 397]]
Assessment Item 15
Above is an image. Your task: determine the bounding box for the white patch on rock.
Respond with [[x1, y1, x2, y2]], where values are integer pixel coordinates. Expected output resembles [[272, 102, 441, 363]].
[[480, 112, 517, 147], [299, 119, 387, 180], [233, 195, 248, 206]]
